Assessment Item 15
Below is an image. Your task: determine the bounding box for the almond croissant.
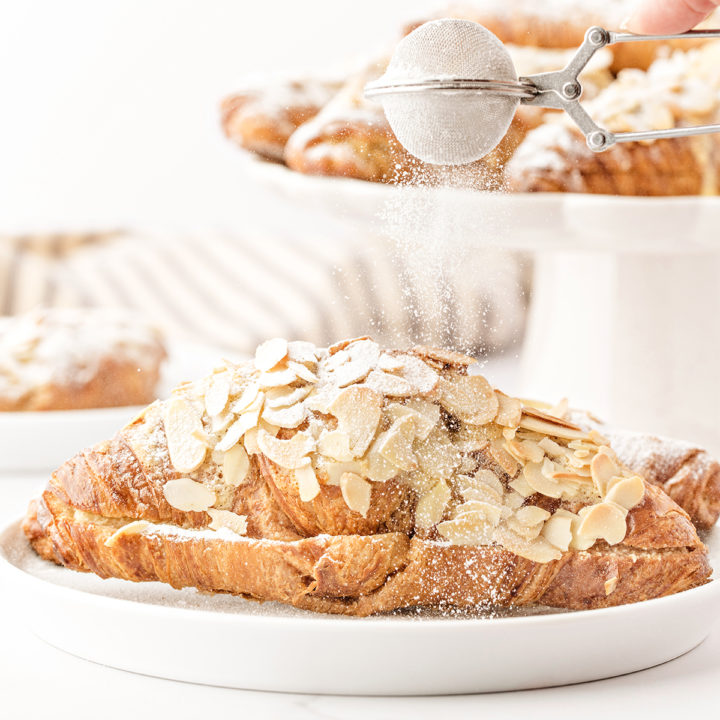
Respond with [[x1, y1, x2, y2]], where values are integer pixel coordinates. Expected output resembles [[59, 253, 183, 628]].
[[25, 338, 712, 616]]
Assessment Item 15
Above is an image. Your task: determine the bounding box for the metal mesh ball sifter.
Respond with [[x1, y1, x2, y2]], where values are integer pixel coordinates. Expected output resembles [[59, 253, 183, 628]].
[[364, 19, 720, 165]]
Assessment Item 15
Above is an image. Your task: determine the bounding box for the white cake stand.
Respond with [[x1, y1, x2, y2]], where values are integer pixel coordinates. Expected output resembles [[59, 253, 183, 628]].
[[243, 159, 720, 454]]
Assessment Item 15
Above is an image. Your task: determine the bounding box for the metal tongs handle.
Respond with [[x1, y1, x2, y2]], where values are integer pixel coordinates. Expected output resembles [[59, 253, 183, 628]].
[[522, 27, 720, 151]]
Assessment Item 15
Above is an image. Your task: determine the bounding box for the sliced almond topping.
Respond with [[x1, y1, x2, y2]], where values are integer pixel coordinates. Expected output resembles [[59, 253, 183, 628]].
[[254, 338, 288, 372], [548, 397, 569, 419], [413, 346, 476, 368], [505, 491, 525, 510], [257, 429, 315, 469], [404, 399, 441, 439], [377, 416, 417, 471], [486, 439, 520, 478], [437, 374, 498, 425], [364, 368, 415, 397], [494, 527, 562, 563], [205, 374, 231, 417], [217, 409, 260, 452], [340, 472, 372, 517], [328, 385, 382, 457], [364, 440, 399, 482], [304, 385, 338, 413], [105, 520, 150, 547], [211, 410, 234, 435], [328, 336, 371, 355], [288, 361, 319, 384], [576, 502, 627, 546], [207, 508, 248, 535], [604, 576, 619, 596], [319, 459, 367, 486], [287, 340, 317, 365], [515, 506, 551, 526], [509, 474, 534, 498], [415, 428, 460, 480], [461, 484, 502, 505], [537, 437, 565, 458], [262, 402, 307, 429], [230, 382, 260, 414], [495, 391, 522, 428], [591, 448, 620, 495], [222, 444, 250, 486], [455, 500, 503, 526], [295, 462, 321, 502], [542, 513, 573, 551], [405, 470, 438, 495], [453, 424, 491, 453], [163, 477, 216, 512], [394, 354, 439, 395], [437, 515, 494, 546], [415, 479, 451, 529], [605, 475, 645, 510], [518, 414, 588, 441], [330, 339, 380, 387], [506, 516, 543, 541], [164, 397, 207, 474], [258, 367, 298, 388], [265, 384, 312, 409], [463, 468, 504, 497], [505, 438, 544, 464], [318, 429, 355, 462], [523, 460, 563, 499], [378, 353, 405, 372]]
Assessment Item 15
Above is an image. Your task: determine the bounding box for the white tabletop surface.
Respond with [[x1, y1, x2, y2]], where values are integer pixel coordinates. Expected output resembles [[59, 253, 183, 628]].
[[0, 474, 718, 719]]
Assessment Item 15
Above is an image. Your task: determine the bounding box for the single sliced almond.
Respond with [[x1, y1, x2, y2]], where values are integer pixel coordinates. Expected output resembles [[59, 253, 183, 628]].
[[454, 500, 503, 526], [542, 513, 573, 551], [505, 491, 525, 510], [295, 462, 321, 502], [495, 391, 522, 428], [413, 346, 476, 368], [258, 367, 298, 388], [576, 502, 627, 546], [318, 429, 355, 462], [262, 402, 307, 429], [415, 428, 460, 480], [257, 429, 315, 469], [254, 338, 288, 372], [590, 447, 620, 495], [377, 416, 417, 471], [494, 527, 562, 563], [164, 397, 207, 474], [605, 475, 645, 510], [509, 474, 534, 498], [265, 384, 312, 409], [222, 444, 250, 486], [230, 382, 260, 414], [328, 385, 382, 457], [163, 477, 216, 512], [437, 374, 498, 425], [523, 460, 563, 499], [415, 479, 451, 530], [319, 459, 366, 486], [217, 409, 260, 452], [287, 361, 319, 383], [604, 576, 619, 596], [506, 516, 544, 541], [515, 505, 551, 526], [364, 440, 399, 482], [378, 353, 405, 372], [364, 368, 415, 397], [205, 374, 231, 417], [287, 340, 317, 365], [404, 399, 441, 440], [437, 515, 494, 546], [340, 472, 372, 517], [105, 520, 149, 547], [328, 336, 371, 355], [207, 508, 248, 535], [537, 437, 565, 458], [394, 354, 439, 395]]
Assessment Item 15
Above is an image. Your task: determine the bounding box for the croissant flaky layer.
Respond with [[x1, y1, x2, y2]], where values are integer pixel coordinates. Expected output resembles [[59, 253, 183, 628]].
[[24, 338, 714, 615]]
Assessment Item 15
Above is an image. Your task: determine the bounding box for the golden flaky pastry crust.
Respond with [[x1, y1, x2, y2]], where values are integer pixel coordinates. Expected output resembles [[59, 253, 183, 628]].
[[24, 339, 712, 616]]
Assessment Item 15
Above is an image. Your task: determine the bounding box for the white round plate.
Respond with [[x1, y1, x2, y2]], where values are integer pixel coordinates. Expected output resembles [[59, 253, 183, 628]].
[[244, 156, 720, 253], [0, 340, 232, 474], [1, 519, 717, 695]]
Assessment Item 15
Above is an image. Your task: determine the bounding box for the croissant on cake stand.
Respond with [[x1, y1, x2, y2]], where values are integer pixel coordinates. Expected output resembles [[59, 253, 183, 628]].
[[24, 337, 713, 616]]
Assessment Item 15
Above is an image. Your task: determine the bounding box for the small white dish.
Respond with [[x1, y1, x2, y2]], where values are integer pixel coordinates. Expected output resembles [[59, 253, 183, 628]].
[[0, 340, 232, 474], [1, 519, 717, 695]]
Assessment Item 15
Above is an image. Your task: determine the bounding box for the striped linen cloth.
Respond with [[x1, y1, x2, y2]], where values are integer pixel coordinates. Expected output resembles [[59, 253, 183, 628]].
[[0, 231, 528, 356]]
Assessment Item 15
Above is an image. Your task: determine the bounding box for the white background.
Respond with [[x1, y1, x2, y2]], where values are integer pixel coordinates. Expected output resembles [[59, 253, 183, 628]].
[[0, 0, 439, 233]]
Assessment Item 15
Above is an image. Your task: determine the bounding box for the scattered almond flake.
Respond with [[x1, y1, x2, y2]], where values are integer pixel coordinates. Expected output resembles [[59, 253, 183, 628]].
[[460, 484, 503, 505], [494, 391, 522, 428], [217, 409, 260, 452], [518, 414, 588, 441], [364, 440, 399, 482], [243, 426, 261, 455], [537, 437, 565, 457], [415, 479, 451, 529], [328, 385, 382, 457], [319, 459, 367, 486], [207, 508, 248, 535], [265, 384, 312, 409], [453, 424, 491, 453], [222, 444, 250, 486], [404, 470, 438, 495], [163, 477, 216, 512], [549, 397, 570, 419], [505, 437, 544, 464], [326, 349, 350, 370], [385, 402, 438, 443], [522, 406, 584, 431], [515, 506, 551, 526], [590, 448, 620, 495], [605, 475, 645, 509], [413, 345, 476, 367], [494, 527, 562, 563], [254, 337, 289, 372], [262, 402, 307, 429], [258, 367, 298, 388], [340, 472, 372, 517], [364, 368, 415, 397], [163, 397, 207, 474], [318, 429, 355, 462], [437, 514, 494, 546], [328, 336, 371, 355], [104, 520, 150, 547], [211, 410, 234, 435], [204, 374, 231, 417], [295, 462, 321, 502], [509, 475, 533, 498], [287, 340, 318, 365], [506, 516, 543, 541], [330, 345, 378, 387], [287, 361, 319, 383], [394, 354, 439, 394], [257, 428, 315, 469], [604, 577, 619, 596], [542, 513, 573, 551], [230, 382, 260, 414], [437, 374, 499, 425], [576, 502, 627, 546], [523, 460, 563, 499], [505, 491, 525, 510], [455, 499, 504, 526], [416, 428, 461, 480], [486, 440, 520, 477], [403, 399, 440, 440], [377, 416, 417, 471], [471, 468, 505, 496], [377, 353, 405, 372]]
